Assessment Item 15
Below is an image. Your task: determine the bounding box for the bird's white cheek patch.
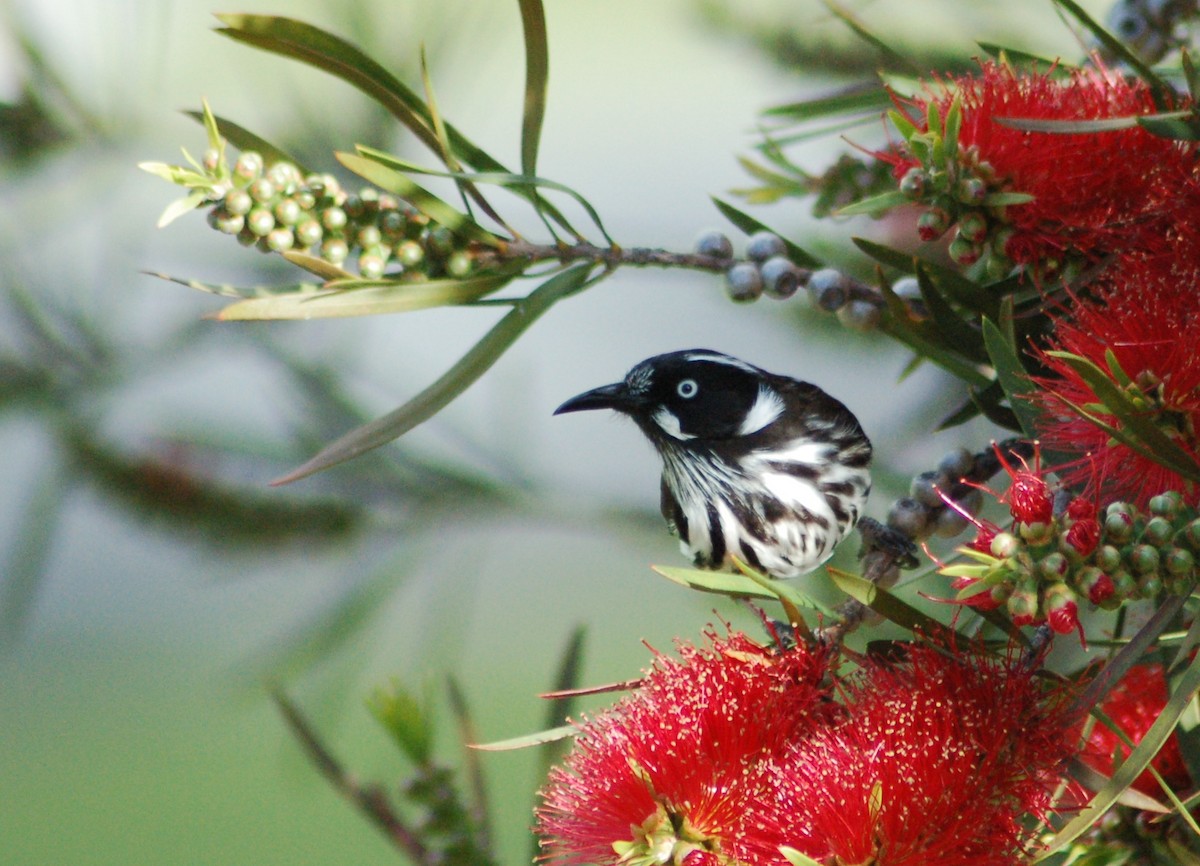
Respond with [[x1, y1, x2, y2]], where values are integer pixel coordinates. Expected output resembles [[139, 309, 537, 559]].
[[738, 387, 785, 436], [652, 408, 696, 440]]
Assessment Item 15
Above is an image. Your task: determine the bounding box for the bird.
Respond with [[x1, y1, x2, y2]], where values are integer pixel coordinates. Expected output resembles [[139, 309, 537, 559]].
[[554, 349, 872, 579]]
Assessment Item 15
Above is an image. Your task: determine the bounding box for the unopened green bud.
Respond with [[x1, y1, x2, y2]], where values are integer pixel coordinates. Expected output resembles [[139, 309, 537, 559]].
[[1104, 509, 1135, 544], [322, 207, 348, 232], [223, 189, 253, 217], [1129, 544, 1160, 575], [266, 227, 295, 252], [1164, 546, 1195, 578], [1140, 516, 1174, 548], [991, 531, 1021, 560], [357, 225, 383, 249], [246, 208, 275, 237], [295, 219, 323, 248], [274, 198, 302, 226], [358, 251, 386, 279], [321, 238, 349, 265], [397, 240, 424, 267], [1038, 551, 1068, 582], [234, 151, 264, 182], [446, 250, 473, 278], [1149, 491, 1183, 517], [248, 178, 276, 203]]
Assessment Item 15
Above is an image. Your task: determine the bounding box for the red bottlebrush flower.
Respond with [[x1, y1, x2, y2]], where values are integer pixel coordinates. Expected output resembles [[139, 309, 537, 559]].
[[1063, 498, 1101, 558], [994, 444, 1054, 526], [536, 630, 835, 866], [1032, 259, 1200, 508], [760, 643, 1078, 866], [886, 61, 1197, 268], [1076, 662, 1192, 796]]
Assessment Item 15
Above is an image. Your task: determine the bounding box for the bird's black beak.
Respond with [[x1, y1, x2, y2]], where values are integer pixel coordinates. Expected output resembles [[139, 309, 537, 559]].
[[553, 382, 637, 416]]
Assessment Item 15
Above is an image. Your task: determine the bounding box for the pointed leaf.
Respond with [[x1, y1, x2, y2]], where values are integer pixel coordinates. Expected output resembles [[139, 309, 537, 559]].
[[0, 459, 67, 643], [1138, 112, 1200, 141], [146, 271, 321, 300], [272, 263, 597, 484], [155, 190, 210, 228], [852, 237, 998, 317], [354, 146, 609, 244], [710, 198, 821, 268], [650, 565, 831, 615], [471, 724, 576, 752], [1050, 0, 1173, 106], [280, 251, 355, 282], [975, 42, 1068, 70], [183, 109, 309, 174], [216, 275, 512, 321], [1040, 644, 1200, 860], [336, 151, 500, 245], [212, 13, 578, 236], [834, 189, 910, 217], [763, 81, 891, 120], [981, 316, 1040, 438], [826, 567, 956, 636], [821, 0, 915, 72], [1046, 351, 1200, 484], [780, 847, 825, 866], [913, 264, 986, 363], [517, 0, 549, 179]]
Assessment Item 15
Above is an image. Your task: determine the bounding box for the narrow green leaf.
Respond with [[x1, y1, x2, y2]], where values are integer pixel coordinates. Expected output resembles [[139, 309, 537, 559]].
[[763, 81, 891, 120], [280, 251, 355, 282], [517, 0, 549, 179], [913, 264, 987, 363], [650, 565, 832, 615], [471, 724, 576, 751], [1184, 49, 1200, 104], [652, 564, 778, 600], [532, 624, 586, 865], [821, 0, 915, 72], [996, 115, 1141, 134], [212, 14, 578, 237], [876, 282, 991, 388], [981, 191, 1035, 206], [354, 146, 608, 245], [272, 263, 598, 484], [216, 274, 513, 321], [0, 459, 67, 643], [834, 189, 910, 217], [937, 395, 982, 429], [183, 109, 309, 174], [780, 847, 825, 866], [967, 380, 1021, 432], [826, 568, 955, 636], [336, 151, 500, 245], [1138, 113, 1200, 141], [1049, 0, 1173, 106], [975, 42, 1068, 70], [146, 271, 321, 300], [155, 190, 210, 228], [1040, 646, 1200, 860], [214, 15, 442, 157], [981, 316, 1040, 438], [852, 238, 998, 317], [366, 680, 434, 765], [1046, 352, 1200, 484], [887, 108, 917, 140], [710, 198, 821, 268]]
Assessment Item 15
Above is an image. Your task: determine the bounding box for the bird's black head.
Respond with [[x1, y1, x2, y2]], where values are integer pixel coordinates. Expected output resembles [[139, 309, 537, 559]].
[[554, 349, 785, 443]]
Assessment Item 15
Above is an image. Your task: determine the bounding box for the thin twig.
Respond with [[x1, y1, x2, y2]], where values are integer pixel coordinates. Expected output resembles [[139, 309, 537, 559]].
[[272, 689, 430, 864]]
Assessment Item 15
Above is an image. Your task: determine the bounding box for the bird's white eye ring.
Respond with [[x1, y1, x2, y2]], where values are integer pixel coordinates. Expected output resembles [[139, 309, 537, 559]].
[[676, 379, 699, 399]]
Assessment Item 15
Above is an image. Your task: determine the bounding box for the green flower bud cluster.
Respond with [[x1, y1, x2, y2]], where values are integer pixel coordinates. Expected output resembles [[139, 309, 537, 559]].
[[891, 96, 1034, 276], [942, 490, 1200, 632], [204, 151, 476, 279]]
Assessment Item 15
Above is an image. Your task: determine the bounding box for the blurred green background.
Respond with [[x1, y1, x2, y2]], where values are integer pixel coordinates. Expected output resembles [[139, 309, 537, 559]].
[[0, 2, 1106, 863]]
